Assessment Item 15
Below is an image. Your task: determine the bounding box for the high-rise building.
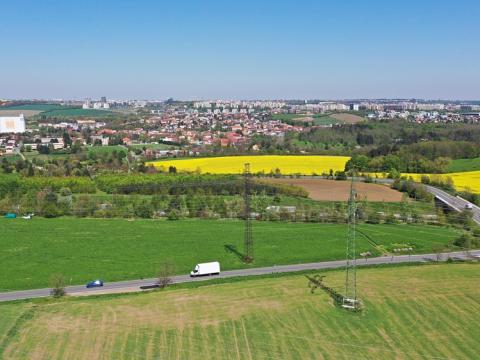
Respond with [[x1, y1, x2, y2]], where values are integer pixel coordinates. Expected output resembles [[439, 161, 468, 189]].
[[0, 114, 26, 133]]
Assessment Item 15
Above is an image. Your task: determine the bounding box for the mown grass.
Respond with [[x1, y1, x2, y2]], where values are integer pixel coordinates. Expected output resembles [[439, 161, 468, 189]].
[[0, 218, 460, 291], [86, 145, 127, 155], [0, 263, 478, 359]]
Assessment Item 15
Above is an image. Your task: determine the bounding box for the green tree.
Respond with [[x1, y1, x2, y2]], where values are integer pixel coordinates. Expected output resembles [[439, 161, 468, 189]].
[[49, 274, 66, 298]]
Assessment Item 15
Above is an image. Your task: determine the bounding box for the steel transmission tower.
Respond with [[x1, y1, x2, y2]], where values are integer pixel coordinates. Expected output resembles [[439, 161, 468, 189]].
[[343, 175, 359, 309], [243, 163, 253, 263]]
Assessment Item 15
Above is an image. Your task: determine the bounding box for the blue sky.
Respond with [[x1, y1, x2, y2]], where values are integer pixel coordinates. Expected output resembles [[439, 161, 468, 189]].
[[2, 0, 479, 100]]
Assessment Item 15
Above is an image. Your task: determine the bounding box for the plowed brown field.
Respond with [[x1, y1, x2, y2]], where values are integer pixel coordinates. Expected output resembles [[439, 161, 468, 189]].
[[268, 178, 403, 202]]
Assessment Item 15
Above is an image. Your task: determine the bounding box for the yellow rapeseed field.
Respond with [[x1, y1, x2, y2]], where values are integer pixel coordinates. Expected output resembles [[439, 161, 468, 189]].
[[147, 155, 350, 175], [372, 171, 480, 193], [439, 171, 480, 193]]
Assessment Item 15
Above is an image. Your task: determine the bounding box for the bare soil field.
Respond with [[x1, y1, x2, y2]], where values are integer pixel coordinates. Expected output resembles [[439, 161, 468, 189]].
[[268, 178, 403, 201], [0, 110, 41, 118], [330, 112, 365, 123]]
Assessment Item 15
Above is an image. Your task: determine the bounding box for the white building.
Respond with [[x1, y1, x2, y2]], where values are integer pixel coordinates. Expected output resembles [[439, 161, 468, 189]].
[[0, 114, 26, 133]]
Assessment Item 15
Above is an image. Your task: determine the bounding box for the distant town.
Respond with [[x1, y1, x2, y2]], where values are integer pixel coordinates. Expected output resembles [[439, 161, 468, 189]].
[[1, 98, 479, 158]]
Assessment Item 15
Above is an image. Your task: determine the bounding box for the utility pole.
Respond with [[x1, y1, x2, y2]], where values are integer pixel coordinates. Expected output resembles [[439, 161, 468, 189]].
[[343, 174, 360, 310], [243, 163, 253, 263]]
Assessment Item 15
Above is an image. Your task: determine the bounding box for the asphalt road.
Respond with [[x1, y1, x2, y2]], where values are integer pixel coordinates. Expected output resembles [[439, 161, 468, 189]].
[[1, 250, 478, 303]]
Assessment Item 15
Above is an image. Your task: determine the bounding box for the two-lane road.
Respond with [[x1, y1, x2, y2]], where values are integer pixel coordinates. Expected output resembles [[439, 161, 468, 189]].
[[1, 250, 478, 303]]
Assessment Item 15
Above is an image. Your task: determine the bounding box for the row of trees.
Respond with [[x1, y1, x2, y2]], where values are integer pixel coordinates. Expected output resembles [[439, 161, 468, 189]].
[[0, 173, 308, 201], [0, 190, 438, 226], [346, 154, 452, 174]]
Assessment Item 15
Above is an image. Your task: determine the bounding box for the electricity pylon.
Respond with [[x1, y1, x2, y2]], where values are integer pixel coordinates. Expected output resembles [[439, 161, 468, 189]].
[[343, 174, 360, 309], [243, 163, 253, 263]]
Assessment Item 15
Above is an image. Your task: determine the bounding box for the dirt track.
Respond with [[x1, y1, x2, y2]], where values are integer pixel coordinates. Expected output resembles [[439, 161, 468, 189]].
[[268, 178, 403, 202]]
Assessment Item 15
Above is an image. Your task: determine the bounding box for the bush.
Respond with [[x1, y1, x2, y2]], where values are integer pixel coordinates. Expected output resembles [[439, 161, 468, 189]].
[[49, 274, 66, 298], [167, 209, 181, 220], [363, 175, 373, 183], [367, 211, 381, 224], [391, 179, 433, 202], [134, 202, 154, 219], [42, 203, 60, 218], [453, 233, 480, 249], [385, 213, 397, 224], [59, 187, 72, 196], [334, 171, 347, 181], [447, 210, 474, 229]]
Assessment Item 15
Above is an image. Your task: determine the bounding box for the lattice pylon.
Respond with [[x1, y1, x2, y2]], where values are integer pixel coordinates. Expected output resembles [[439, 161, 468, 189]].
[[243, 163, 253, 263]]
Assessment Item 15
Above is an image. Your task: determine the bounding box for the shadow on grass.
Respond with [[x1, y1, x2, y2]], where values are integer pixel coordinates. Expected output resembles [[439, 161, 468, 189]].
[[224, 244, 245, 262]]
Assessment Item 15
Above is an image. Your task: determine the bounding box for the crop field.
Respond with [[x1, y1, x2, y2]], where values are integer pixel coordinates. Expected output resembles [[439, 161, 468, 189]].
[[267, 178, 404, 202], [0, 104, 64, 111], [0, 263, 479, 359], [330, 112, 365, 123], [39, 107, 115, 118], [373, 171, 480, 193], [0, 104, 117, 118], [0, 218, 460, 291], [272, 112, 365, 125], [0, 110, 42, 118], [445, 171, 480, 192], [448, 157, 480, 173], [272, 113, 340, 125], [147, 155, 350, 175]]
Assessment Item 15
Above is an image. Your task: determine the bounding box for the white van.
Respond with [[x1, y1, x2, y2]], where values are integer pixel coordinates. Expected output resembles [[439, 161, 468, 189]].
[[190, 262, 220, 277]]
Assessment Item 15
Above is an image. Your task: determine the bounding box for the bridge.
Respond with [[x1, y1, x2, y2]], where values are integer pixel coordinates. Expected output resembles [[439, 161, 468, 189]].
[[424, 184, 480, 225]]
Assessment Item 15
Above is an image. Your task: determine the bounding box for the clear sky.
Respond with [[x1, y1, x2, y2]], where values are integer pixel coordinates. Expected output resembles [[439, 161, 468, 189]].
[[2, 0, 479, 100]]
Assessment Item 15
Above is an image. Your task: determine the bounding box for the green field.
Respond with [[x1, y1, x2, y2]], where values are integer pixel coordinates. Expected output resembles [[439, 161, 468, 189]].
[[0, 218, 460, 291], [3, 104, 118, 118], [87, 145, 127, 155], [272, 113, 339, 125], [39, 107, 115, 118], [2, 104, 64, 111], [448, 157, 480, 172], [128, 143, 179, 150], [0, 263, 478, 359]]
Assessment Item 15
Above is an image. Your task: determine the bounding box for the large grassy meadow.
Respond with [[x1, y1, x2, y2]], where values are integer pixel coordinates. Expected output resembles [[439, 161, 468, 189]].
[[0, 263, 478, 359], [0, 218, 460, 291]]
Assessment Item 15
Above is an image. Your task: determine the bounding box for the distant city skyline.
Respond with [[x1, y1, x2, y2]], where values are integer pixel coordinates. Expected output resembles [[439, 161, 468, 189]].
[[2, 0, 479, 100]]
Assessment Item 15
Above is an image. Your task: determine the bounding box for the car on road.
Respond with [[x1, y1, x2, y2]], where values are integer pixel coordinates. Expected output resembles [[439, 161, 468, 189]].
[[465, 203, 473, 210], [86, 280, 104, 288]]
